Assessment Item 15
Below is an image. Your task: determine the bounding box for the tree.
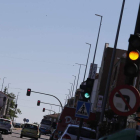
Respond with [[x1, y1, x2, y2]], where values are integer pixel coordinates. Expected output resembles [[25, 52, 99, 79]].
[[6, 92, 22, 119]]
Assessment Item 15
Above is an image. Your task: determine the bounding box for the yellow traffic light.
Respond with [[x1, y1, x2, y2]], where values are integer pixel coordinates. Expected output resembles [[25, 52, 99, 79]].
[[129, 51, 139, 60]]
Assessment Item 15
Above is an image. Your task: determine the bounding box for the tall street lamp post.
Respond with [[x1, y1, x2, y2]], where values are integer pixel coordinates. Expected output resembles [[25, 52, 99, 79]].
[[70, 83, 74, 97], [1, 77, 6, 92], [75, 63, 86, 90], [68, 89, 71, 98], [83, 43, 91, 81], [92, 14, 103, 66], [72, 75, 76, 96], [7, 83, 11, 94]]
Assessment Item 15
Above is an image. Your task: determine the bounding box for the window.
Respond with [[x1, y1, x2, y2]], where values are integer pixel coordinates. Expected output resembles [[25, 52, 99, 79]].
[[24, 124, 38, 130], [67, 127, 96, 139], [41, 119, 51, 125], [0, 119, 10, 125]]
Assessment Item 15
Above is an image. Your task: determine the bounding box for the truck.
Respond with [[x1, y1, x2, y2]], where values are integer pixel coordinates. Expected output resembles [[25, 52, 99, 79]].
[[39, 119, 52, 134], [53, 106, 96, 139]]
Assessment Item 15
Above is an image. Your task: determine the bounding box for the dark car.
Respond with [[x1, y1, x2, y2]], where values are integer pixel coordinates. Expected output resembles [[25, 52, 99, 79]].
[[39, 127, 51, 135]]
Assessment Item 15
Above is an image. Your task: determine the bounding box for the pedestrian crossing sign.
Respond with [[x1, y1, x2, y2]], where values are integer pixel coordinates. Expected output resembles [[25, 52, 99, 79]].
[[75, 101, 91, 119]]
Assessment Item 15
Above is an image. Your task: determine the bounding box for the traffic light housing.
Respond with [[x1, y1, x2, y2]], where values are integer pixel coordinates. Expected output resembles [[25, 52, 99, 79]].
[[124, 34, 140, 78], [80, 78, 94, 102], [27, 88, 31, 96], [43, 108, 45, 112], [37, 100, 40, 106]]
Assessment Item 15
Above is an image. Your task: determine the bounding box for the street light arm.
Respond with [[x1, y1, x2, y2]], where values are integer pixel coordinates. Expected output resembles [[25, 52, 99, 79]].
[[41, 101, 61, 107], [31, 91, 63, 110], [45, 109, 56, 113]]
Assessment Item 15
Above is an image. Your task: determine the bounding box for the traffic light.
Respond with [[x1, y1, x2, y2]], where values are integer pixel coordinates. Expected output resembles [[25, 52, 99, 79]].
[[27, 88, 31, 96], [3, 97, 6, 102], [37, 100, 40, 106], [43, 108, 45, 112], [80, 78, 94, 102], [15, 104, 17, 108], [124, 34, 140, 78]]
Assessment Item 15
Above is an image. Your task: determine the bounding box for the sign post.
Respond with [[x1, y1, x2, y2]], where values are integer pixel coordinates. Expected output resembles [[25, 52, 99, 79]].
[[109, 85, 140, 116], [75, 101, 91, 119]]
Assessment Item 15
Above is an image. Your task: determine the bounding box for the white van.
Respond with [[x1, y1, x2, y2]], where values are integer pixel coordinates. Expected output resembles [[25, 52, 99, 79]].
[[0, 118, 13, 134], [58, 124, 96, 140]]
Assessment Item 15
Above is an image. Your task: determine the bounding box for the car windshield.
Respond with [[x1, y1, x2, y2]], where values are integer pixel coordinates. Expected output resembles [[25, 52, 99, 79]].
[[24, 124, 38, 130], [0, 119, 10, 125], [67, 127, 96, 139], [41, 119, 51, 125]]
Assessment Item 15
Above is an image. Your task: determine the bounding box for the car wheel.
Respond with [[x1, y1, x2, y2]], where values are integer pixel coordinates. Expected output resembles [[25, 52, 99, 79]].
[[20, 135, 22, 138]]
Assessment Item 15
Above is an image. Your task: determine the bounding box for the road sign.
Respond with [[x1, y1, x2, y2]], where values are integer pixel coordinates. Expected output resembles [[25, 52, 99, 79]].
[[26, 119, 29, 122], [75, 101, 91, 119], [109, 85, 140, 116]]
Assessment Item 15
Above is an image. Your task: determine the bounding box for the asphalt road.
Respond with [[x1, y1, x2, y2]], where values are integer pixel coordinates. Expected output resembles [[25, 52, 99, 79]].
[[2, 130, 50, 140]]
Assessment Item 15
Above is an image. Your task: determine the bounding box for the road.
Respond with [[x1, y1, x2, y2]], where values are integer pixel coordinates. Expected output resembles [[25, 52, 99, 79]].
[[2, 130, 50, 140]]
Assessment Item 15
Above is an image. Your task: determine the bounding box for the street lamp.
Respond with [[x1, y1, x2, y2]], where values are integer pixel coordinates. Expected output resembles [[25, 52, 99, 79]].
[[92, 14, 103, 66], [75, 63, 86, 90], [7, 83, 11, 94], [83, 43, 91, 81], [1, 77, 6, 92], [70, 83, 74, 97], [68, 89, 71, 98], [72, 75, 76, 96], [65, 94, 70, 106]]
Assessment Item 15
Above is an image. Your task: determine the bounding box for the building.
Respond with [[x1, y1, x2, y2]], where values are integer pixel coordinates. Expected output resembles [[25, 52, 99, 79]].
[[94, 43, 126, 111], [0, 91, 10, 117]]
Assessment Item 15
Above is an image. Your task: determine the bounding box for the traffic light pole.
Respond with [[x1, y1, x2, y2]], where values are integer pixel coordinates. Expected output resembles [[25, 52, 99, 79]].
[[96, 0, 125, 139], [45, 109, 56, 114], [31, 90, 63, 110], [40, 101, 61, 107]]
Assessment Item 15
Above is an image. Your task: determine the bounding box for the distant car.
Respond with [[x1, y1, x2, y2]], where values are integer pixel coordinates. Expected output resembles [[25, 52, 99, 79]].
[[58, 124, 96, 140], [14, 123, 21, 128], [0, 118, 13, 134], [20, 123, 40, 140], [39, 127, 50, 135]]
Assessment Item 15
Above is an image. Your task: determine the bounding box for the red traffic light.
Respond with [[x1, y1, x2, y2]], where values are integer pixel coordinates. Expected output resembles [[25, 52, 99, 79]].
[[37, 100, 40, 106], [27, 88, 31, 96], [43, 108, 45, 112]]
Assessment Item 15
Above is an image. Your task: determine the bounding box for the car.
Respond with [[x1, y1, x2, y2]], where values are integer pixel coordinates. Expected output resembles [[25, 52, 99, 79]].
[[58, 124, 96, 140], [14, 123, 22, 128], [20, 123, 40, 140], [99, 128, 140, 140], [39, 127, 51, 135], [0, 118, 13, 134]]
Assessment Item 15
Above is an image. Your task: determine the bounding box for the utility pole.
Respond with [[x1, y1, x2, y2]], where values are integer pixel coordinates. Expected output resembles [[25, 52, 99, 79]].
[[13, 92, 19, 122], [96, 0, 125, 139]]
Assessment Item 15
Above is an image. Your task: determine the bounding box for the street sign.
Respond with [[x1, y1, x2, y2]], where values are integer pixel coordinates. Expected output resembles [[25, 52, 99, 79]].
[[75, 101, 91, 119], [26, 119, 29, 122], [109, 85, 140, 116]]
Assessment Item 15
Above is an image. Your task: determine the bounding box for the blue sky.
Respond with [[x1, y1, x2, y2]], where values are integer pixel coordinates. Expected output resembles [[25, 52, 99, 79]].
[[0, 0, 139, 123]]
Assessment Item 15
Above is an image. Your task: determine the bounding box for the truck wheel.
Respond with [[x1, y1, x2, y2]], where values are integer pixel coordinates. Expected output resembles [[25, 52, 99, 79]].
[[20, 135, 22, 138]]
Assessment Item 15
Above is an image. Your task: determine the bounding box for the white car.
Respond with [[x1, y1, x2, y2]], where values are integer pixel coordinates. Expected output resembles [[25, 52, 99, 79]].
[[58, 124, 96, 140], [0, 118, 13, 134]]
